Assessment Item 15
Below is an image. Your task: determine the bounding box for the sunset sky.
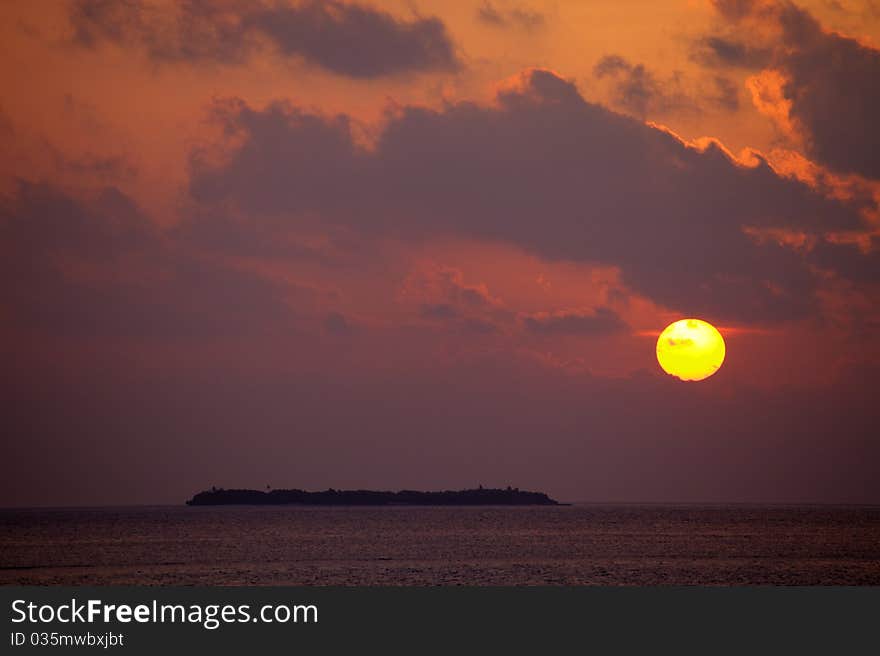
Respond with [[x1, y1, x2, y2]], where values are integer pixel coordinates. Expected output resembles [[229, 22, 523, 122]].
[[2, 0, 879, 506]]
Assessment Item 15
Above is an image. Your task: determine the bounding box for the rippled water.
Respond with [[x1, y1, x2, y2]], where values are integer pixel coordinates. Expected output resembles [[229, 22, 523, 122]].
[[2, 505, 879, 585]]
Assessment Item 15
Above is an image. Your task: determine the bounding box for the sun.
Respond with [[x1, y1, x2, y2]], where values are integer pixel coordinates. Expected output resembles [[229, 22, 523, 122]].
[[656, 319, 725, 382]]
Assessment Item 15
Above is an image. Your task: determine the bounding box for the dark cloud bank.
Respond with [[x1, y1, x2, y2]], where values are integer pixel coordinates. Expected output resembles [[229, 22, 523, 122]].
[[191, 68, 868, 324]]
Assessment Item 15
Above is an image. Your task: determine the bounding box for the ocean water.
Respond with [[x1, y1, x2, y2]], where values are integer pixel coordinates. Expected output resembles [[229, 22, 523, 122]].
[[2, 505, 879, 585]]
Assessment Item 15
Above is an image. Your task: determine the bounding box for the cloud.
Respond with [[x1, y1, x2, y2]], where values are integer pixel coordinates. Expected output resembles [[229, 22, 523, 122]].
[[810, 237, 880, 284], [190, 68, 865, 323], [420, 303, 459, 319], [476, 1, 545, 31], [398, 264, 509, 333], [0, 182, 299, 339], [593, 55, 690, 118], [69, 0, 459, 78], [522, 307, 626, 336], [779, 11, 880, 179], [399, 264, 502, 309], [70, 0, 254, 64], [712, 76, 741, 111], [323, 311, 353, 335], [691, 35, 773, 69], [189, 97, 366, 215], [593, 55, 666, 118], [593, 54, 739, 117], [698, 0, 880, 179], [247, 1, 459, 78]]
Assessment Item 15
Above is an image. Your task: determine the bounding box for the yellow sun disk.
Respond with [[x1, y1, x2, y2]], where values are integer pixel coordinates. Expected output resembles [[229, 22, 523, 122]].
[[656, 319, 726, 382]]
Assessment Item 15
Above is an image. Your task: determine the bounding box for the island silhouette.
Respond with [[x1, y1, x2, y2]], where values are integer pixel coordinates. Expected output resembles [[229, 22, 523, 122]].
[[186, 486, 563, 506]]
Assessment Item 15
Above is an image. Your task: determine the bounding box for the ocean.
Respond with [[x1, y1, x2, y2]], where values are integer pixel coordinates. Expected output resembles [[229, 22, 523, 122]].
[[2, 505, 879, 585]]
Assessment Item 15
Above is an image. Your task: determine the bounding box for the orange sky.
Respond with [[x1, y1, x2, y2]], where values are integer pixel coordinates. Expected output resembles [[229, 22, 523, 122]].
[[3, 1, 877, 211]]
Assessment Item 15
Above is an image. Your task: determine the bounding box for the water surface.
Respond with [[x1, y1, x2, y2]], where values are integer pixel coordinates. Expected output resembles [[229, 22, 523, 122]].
[[2, 505, 878, 585]]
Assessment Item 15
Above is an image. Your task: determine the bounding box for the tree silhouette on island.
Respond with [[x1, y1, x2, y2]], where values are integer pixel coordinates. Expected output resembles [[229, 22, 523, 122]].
[[186, 486, 564, 506]]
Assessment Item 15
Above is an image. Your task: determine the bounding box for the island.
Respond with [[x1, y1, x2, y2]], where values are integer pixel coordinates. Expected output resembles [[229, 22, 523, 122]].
[[186, 486, 564, 506]]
